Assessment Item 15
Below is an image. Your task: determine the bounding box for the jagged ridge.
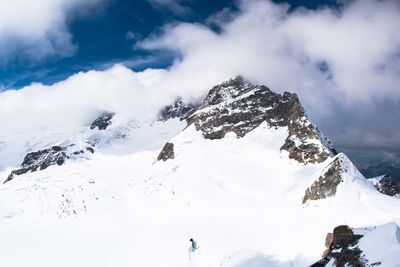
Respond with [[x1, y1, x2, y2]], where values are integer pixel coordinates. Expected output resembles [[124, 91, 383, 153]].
[[303, 153, 353, 203], [3, 143, 94, 183], [184, 76, 336, 164]]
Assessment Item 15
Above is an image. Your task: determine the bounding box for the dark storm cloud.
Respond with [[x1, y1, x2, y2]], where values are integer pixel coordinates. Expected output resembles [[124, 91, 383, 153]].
[[322, 99, 400, 165]]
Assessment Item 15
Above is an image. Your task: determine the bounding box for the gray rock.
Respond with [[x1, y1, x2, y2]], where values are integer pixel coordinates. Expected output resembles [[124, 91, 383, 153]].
[[90, 111, 115, 130], [303, 155, 346, 203], [377, 175, 400, 197], [159, 99, 199, 121], [157, 142, 175, 161], [311, 225, 381, 267], [3, 144, 94, 183]]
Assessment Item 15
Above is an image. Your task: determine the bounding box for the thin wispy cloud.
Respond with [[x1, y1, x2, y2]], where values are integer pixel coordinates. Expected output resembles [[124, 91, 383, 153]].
[[147, 0, 192, 16]]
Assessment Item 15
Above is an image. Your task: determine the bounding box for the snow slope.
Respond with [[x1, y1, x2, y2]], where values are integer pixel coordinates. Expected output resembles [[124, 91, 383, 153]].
[[356, 223, 400, 266], [1, 123, 399, 267], [0, 77, 399, 267]]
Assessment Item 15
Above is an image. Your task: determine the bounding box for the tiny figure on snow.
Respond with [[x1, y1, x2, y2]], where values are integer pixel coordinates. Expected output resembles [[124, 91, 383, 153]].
[[188, 238, 199, 261]]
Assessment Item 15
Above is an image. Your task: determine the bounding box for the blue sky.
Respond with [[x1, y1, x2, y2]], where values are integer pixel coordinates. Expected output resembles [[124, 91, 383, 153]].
[[0, 0, 339, 89]]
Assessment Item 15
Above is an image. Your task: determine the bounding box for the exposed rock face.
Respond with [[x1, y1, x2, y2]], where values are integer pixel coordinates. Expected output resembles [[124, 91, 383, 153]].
[[186, 76, 336, 164], [187, 76, 285, 139], [4, 144, 94, 183], [329, 225, 364, 264], [157, 142, 175, 161], [377, 175, 400, 197], [159, 99, 199, 121], [311, 225, 381, 267], [324, 232, 334, 256], [90, 112, 115, 130], [303, 154, 349, 203]]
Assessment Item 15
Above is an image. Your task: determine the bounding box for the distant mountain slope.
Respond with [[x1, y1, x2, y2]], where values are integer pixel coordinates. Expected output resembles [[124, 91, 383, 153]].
[[358, 162, 400, 180]]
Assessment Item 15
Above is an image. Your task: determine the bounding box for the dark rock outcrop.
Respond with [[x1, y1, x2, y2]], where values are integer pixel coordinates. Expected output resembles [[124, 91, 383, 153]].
[[311, 225, 381, 267], [90, 112, 115, 130], [159, 99, 199, 121], [186, 76, 336, 164], [187, 76, 285, 139], [303, 154, 349, 203], [4, 146, 67, 183], [310, 258, 331, 267], [3, 144, 94, 183], [377, 175, 400, 197], [157, 142, 175, 161], [311, 225, 364, 266], [280, 92, 336, 163]]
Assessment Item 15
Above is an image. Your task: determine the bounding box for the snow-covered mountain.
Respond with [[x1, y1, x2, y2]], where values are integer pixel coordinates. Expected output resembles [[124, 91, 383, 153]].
[[0, 77, 399, 267]]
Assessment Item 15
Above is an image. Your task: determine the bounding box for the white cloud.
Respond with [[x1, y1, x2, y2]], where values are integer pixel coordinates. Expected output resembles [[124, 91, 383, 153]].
[[140, 0, 400, 104], [137, 0, 400, 159], [0, 0, 103, 65], [283, 0, 400, 102], [0, 65, 171, 132]]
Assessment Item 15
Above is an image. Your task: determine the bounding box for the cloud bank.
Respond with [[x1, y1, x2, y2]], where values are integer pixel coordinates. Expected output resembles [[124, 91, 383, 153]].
[[139, 0, 400, 163], [0, 0, 103, 65], [0, 65, 170, 132], [1, 0, 399, 164], [140, 0, 400, 102]]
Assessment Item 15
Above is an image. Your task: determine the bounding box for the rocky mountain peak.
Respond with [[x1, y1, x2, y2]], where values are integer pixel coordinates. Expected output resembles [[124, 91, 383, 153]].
[[199, 75, 258, 107], [185, 76, 336, 164]]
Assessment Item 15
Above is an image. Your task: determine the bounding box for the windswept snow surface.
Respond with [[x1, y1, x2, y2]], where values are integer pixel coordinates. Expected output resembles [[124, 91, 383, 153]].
[[355, 222, 400, 266], [0, 121, 400, 267]]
